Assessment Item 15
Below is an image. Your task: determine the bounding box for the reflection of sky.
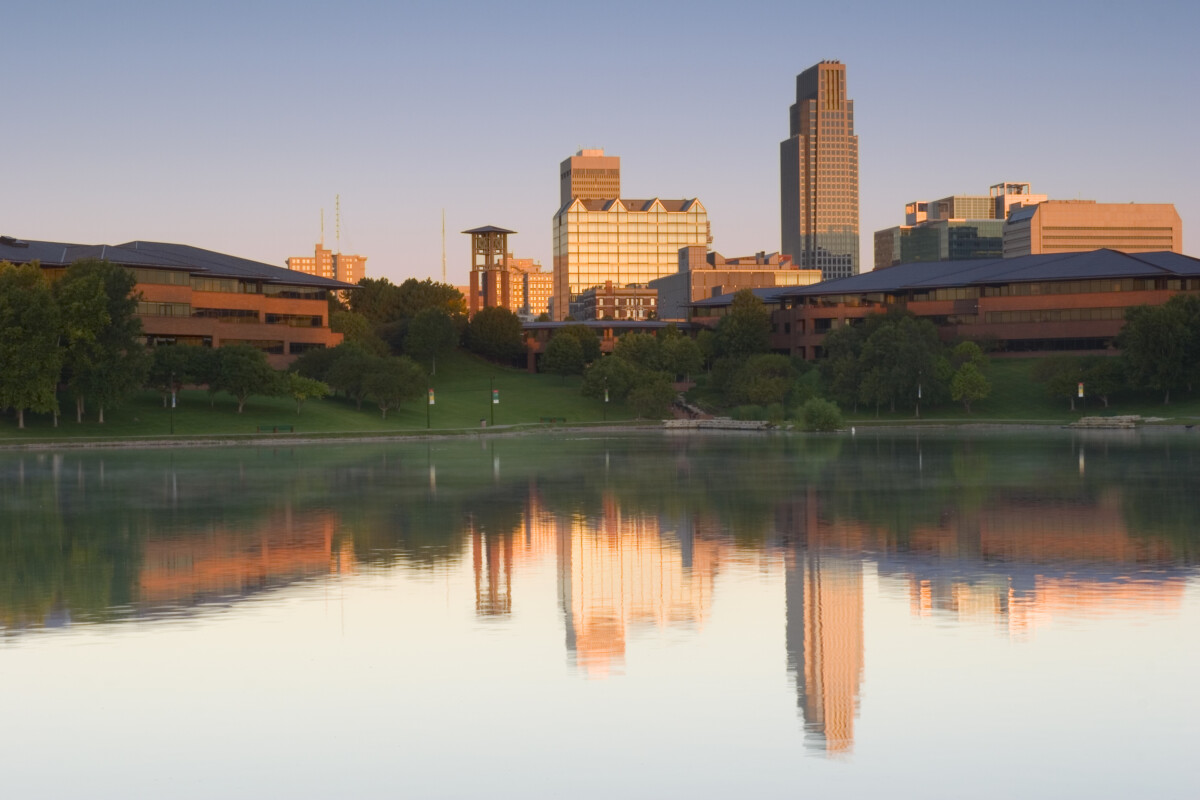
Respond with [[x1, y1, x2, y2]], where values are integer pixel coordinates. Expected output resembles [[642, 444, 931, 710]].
[[2, 435, 1199, 797]]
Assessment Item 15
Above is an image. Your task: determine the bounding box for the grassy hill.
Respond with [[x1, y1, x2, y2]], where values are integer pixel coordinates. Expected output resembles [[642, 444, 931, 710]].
[[0, 350, 631, 443]]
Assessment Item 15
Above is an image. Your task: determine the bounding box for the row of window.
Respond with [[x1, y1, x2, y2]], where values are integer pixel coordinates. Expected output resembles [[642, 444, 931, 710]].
[[983, 307, 1127, 324]]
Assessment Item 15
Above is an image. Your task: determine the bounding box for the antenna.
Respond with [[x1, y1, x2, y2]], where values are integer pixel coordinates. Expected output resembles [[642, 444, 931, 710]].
[[320, 208, 325, 246], [335, 194, 342, 254], [442, 209, 447, 282]]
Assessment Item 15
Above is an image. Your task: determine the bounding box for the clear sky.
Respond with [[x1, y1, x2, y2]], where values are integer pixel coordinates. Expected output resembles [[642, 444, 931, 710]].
[[4, 0, 1197, 285]]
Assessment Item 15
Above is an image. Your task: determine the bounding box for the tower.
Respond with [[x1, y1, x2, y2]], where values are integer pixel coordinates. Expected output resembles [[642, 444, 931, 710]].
[[781, 61, 860, 280], [463, 225, 515, 315], [560, 148, 621, 207]]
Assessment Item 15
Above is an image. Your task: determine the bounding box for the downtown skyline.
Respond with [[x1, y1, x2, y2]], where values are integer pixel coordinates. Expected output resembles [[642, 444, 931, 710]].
[[3, 0, 1197, 286]]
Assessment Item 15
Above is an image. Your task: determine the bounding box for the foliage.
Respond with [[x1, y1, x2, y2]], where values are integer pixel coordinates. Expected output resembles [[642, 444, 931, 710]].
[[290, 345, 342, 383], [581, 355, 640, 402], [0, 262, 62, 428], [53, 259, 148, 423], [363, 356, 425, 419], [950, 362, 990, 413], [146, 346, 202, 406], [613, 332, 666, 372], [331, 310, 389, 356], [662, 334, 703, 381], [464, 306, 524, 364], [326, 346, 382, 410], [798, 398, 843, 432], [730, 353, 797, 406], [404, 308, 458, 374], [349, 277, 466, 325], [555, 324, 602, 364], [625, 375, 676, 419], [284, 373, 331, 414], [1117, 299, 1192, 403], [541, 334, 585, 380], [1032, 356, 1085, 411], [214, 345, 280, 413], [713, 289, 771, 360], [1080, 356, 1124, 408]]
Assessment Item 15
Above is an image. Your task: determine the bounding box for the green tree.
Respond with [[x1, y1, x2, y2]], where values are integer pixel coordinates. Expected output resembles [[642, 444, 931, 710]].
[[663, 335, 703, 382], [613, 332, 666, 372], [290, 344, 342, 383], [542, 334, 585, 381], [0, 262, 62, 428], [1081, 356, 1124, 408], [215, 345, 280, 413], [404, 308, 458, 374], [798, 398, 843, 432], [556, 324, 602, 364], [581, 355, 639, 402], [146, 346, 200, 407], [1032, 356, 1085, 411], [326, 346, 381, 410], [284, 373, 331, 414], [1118, 302, 1189, 403], [465, 306, 524, 363], [626, 376, 676, 419], [332, 310, 388, 356], [364, 356, 425, 419], [713, 289, 772, 359], [950, 362, 990, 413], [54, 259, 148, 423], [732, 354, 797, 406]]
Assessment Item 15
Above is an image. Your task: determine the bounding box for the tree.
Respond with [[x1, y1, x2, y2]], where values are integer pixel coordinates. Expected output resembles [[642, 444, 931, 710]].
[[581, 355, 639, 403], [364, 356, 425, 419], [713, 289, 771, 359], [731, 354, 797, 406], [405, 308, 458, 374], [465, 306, 524, 364], [215, 345, 280, 413], [1081, 356, 1124, 408], [53, 259, 149, 423], [0, 262, 61, 429], [626, 377, 676, 419], [798, 398, 843, 432], [147, 346, 200, 407], [556, 324, 602, 364], [1118, 302, 1189, 404], [284, 373, 330, 414], [291, 345, 342, 384], [951, 362, 990, 413], [1032, 356, 1085, 411], [613, 332, 666, 372], [663, 335, 703, 382], [326, 346, 381, 410], [331, 310, 388, 356], [542, 334, 585, 381]]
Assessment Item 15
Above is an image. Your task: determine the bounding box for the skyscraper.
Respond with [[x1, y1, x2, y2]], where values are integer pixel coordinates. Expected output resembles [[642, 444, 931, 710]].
[[780, 61, 860, 279]]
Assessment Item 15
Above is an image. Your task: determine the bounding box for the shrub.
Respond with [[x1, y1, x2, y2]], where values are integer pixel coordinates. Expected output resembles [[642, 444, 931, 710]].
[[798, 398, 843, 432]]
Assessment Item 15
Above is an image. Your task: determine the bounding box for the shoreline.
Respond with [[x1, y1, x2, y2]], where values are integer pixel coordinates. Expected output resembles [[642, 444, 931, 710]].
[[1, 418, 1196, 452]]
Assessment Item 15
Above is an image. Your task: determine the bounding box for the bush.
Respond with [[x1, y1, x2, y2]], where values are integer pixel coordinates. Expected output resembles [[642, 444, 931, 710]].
[[732, 404, 765, 421], [765, 403, 786, 424], [798, 398, 843, 432]]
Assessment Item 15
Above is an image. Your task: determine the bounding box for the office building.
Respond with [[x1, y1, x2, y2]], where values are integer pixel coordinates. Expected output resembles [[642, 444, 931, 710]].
[[286, 242, 366, 285], [651, 247, 822, 322], [780, 61, 859, 280], [553, 150, 710, 319], [560, 149, 621, 206], [574, 281, 657, 321], [504, 255, 553, 319], [1003, 201, 1183, 257], [2, 235, 350, 365]]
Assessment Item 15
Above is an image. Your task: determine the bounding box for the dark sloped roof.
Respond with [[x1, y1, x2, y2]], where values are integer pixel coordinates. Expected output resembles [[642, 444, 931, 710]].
[[1, 235, 353, 288], [461, 225, 516, 234], [690, 287, 791, 308], [774, 250, 1200, 299]]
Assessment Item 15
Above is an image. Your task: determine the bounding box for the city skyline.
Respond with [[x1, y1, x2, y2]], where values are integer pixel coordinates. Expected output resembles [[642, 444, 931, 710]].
[[3, 1, 1197, 287]]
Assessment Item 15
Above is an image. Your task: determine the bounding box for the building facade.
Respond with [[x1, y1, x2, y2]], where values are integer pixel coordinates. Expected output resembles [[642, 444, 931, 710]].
[[504, 255, 553, 318], [560, 149, 621, 206], [552, 194, 710, 320], [2, 236, 350, 366], [875, 220, 1005, 269], [286, 243, 366, 285], [1003, 201, 1183, 257], [463, 225, 516, 316], [780, 61, 860, 280], [650, 247, 823, 322], [766, 250, 1200, 360], [574, 281, 657, 321]]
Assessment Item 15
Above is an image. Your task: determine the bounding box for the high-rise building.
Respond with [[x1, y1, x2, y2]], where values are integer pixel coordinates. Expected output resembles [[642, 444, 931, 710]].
[[780, 61, 859, 280], [560, 149, 621, 207], [552, 150, 710, 320], [286, 243, 366, 285]]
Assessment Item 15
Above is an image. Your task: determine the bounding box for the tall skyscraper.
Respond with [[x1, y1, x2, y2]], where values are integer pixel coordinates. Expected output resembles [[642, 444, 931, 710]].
[[560, 149, 621, 206], [780, 61, 860, 279]]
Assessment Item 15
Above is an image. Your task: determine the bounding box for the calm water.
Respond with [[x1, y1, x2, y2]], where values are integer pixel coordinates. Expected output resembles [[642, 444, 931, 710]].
[[1, 431, 1197, 799]]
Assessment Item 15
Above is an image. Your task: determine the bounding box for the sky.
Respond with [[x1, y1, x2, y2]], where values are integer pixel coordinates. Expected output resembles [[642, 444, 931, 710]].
[[4, 0, 1198, 286]]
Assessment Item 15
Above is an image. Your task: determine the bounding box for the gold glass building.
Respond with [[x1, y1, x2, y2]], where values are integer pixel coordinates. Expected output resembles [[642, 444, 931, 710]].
[[780, 61, 860, 280]]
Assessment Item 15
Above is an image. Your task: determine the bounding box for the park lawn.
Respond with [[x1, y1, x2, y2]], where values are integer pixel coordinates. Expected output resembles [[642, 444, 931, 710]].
[[0, 350, 630, 442]]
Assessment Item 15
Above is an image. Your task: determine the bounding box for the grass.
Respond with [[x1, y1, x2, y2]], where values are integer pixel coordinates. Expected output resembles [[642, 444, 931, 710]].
[[0, 350, 633, 443]]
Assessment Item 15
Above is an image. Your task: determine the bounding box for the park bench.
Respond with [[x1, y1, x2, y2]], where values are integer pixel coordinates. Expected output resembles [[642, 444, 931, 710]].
[[256, 424, 295, 433], [539, 417, 567, 424]]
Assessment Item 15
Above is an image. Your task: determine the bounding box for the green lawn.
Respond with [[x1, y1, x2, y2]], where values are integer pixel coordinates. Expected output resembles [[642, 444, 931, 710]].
[[0, 350, 632, 443]]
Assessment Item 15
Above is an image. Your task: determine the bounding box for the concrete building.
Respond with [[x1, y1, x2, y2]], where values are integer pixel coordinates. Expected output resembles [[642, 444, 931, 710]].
[[2, 235, 350, 366], [574, 281, 657, 321], [781, 61, 860, 280], [552, 149, 710, 320], [560, 148, 621, 206], [650, 247, 823, 322], [286, 242, 366, 285], [1003, 201, 1182, 257]]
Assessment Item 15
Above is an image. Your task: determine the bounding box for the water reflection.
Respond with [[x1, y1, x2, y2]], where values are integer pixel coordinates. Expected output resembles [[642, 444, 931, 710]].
[[1, 431, 1197, 761]]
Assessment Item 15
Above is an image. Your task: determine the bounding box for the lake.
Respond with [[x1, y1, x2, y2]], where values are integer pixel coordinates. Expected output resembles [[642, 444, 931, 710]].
[[1, 430, 1197, 799]]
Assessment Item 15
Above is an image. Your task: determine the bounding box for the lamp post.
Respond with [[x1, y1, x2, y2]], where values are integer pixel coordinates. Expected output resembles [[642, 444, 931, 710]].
[[603, 375, 609, 421], [169, 371, 176, 435], [490, 376, 496, 427]]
